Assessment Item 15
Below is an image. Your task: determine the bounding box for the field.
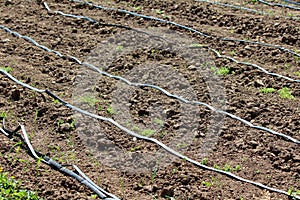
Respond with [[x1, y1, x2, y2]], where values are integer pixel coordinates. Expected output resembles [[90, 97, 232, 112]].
[[0, 0, 299, 199]]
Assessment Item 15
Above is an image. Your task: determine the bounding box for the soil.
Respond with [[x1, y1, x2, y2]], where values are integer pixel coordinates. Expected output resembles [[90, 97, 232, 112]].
[[0, 0, 299, 199]]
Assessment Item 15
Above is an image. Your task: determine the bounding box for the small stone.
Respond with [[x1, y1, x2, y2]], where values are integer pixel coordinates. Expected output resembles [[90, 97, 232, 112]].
[[59, 123, 71, 132], [254, 79, 264, 87], [244, 45, 251, 50], [249, 140, 258, 147], [5, 0, 12, 6], [144, 185, 153, 192], [11, 89, 20, 101], [181, 176, 191, 185], [1, 38, 10, 43], [188, 65, 197, 70], [293, 155, 300, 162], [274, 22, 280, 27]]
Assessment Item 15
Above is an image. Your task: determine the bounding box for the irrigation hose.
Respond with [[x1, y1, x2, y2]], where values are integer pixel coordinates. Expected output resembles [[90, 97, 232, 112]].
[[0, 117, 120, 200], [0, 25, 299, 144], [70, 0, 300, 58], [0, 69, 299, 199]]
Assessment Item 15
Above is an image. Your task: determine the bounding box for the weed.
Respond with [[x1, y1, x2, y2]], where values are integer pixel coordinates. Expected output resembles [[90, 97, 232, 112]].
[[81, 96, 98, 106], [141, 129, 155, 137], [97, 104, 103, 111], [0, 171, 40, 199], [153, 117, 163, 126], [119, 178, 125, 197], [158, 131, 167, 138], [294, 72, 300, 77], [176, 143, 188, 148], [278, 87, 294, 99], [259, 87, 276, 94], [0, 66, 12, 73], [132, 126, 140, 132]]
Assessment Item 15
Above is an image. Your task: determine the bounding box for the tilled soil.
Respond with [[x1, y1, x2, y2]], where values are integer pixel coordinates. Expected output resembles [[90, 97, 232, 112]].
[[0, 0, 299, 199]]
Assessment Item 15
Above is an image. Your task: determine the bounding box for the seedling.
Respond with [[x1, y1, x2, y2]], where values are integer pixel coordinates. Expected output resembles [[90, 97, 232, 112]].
[[216, 67, 230, 75], [52, 99, 60, 104], [107, 105, 115, 114], [172, 168, 178, 174], [213, 164, 221, 170], [259, 88, 276, 94], [57, 119, 64, 127], [176, 143, 188, 148], [229, 50, 236, 56], [288, 188, 300, 197], [35, 157, 43, 176], [234, 165, 242, 171], [70, 118, 76, 129], [278, 87, 294, 99], [0, 111, 7, 119], [133, 6, 142, 11], [202, 180, 212, 187], [164, 195, 175, 200], [202, 176, 221, 188], [151, 159, 160, 183], [116, 45, 123, 52], [201, 158, 208, 165], [190, 43, 203, 47], [155, 9, 164, 15], [90, 194, 98, 199], [130, 145, 141, 152], [33, 109, 38, 124], [223, 164, 232, 172]]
